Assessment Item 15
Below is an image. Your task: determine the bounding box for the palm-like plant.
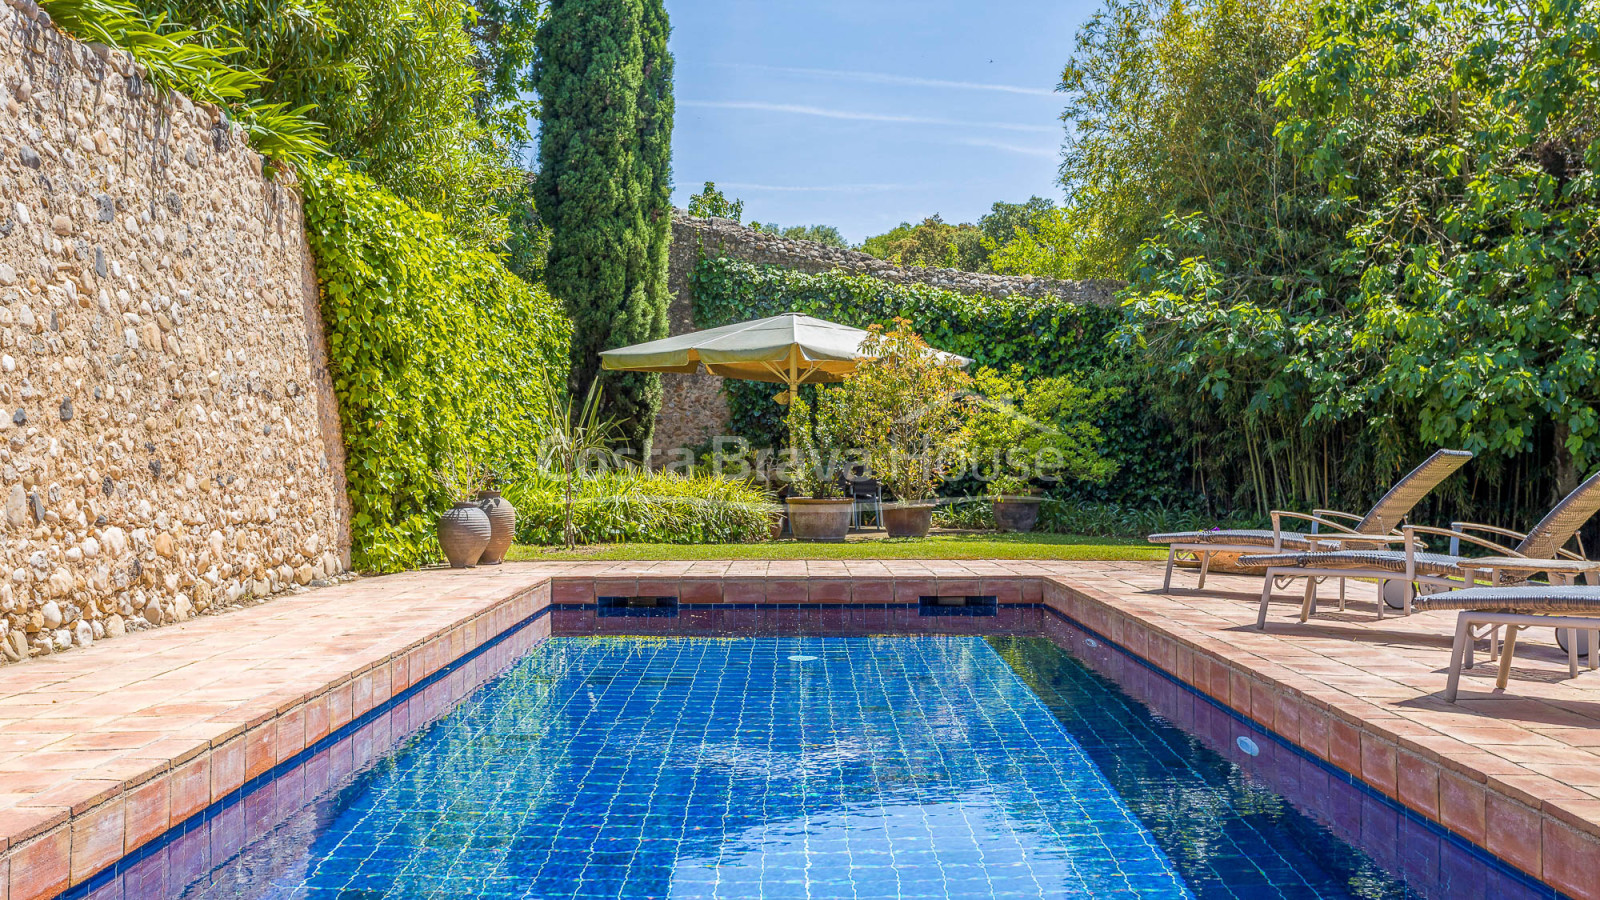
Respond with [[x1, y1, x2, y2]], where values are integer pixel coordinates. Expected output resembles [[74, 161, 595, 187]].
[[537, 378, 620, 549]]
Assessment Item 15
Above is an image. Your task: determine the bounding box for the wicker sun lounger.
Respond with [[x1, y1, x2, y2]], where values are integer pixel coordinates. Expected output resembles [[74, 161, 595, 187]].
[[1245, 471, 1600, 628], [1148, 449, 1473, 591], [1419, 585, 1600, 700]]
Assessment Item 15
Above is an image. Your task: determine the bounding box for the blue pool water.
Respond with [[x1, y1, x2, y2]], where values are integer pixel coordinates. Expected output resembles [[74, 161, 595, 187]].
[[165, 634, 1547, 900]]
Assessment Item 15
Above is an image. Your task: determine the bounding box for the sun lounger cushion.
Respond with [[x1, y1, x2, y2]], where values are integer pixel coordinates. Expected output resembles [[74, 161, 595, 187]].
[[1413, 585, 1600, 613], [1238, 549, 1465, 576], [1147, 529, 1323, 548]]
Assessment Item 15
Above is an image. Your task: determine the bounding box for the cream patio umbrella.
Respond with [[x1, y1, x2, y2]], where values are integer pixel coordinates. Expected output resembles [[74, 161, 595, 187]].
[[598, 312, 968, 405]]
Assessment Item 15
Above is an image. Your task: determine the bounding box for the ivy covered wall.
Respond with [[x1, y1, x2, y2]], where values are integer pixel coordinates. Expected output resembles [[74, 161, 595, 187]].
[[304, 162, 572, 572]]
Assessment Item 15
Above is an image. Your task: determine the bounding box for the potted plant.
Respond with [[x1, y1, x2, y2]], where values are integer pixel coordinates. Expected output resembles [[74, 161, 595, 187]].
[[437, 456, 493, 567], [823, 318, 971, 538], [989, 475, 1042, 533], [782, 394, 854, 541], [959, 366, 1120, 533]]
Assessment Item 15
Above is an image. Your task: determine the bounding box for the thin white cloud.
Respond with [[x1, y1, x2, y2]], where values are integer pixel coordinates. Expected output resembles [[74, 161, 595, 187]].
[[719, 182, 930, 193], [717, 63, 1058, 98], [949, 137, 1058, 159], [681, 100, 1056, 135]]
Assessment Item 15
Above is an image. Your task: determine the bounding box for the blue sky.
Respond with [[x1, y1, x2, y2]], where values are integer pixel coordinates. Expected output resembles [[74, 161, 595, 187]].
[[665, 0, 1098, 244]]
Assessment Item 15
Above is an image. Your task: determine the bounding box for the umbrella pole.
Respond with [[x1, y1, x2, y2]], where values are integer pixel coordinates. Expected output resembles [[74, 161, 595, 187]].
[[786, 347, 800, 463]]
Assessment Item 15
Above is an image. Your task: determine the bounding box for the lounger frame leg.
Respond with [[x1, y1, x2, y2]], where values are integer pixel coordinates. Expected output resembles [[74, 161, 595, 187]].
[[1162, 548, 1176, 592], [1497, 624, 1521, 691], [1299, 577, 1317, 623], [1197, 551, 1212, 589], [1257, 570, 1278, 630], [1446, 613, 1472, 702]]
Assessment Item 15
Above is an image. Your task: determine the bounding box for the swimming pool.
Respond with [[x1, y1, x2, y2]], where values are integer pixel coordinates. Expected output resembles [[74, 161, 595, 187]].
[[141, 631, 1553, 900]]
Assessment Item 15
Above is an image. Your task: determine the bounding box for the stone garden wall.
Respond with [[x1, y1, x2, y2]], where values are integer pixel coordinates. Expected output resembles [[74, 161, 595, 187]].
[[653, 212, 1120, 462], [0, 0, 350, 663]]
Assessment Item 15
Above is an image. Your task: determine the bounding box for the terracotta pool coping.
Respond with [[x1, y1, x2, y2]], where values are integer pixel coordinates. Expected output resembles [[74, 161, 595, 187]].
[[1039, 576, 1599, 899], [1, 560, 1597, 898]]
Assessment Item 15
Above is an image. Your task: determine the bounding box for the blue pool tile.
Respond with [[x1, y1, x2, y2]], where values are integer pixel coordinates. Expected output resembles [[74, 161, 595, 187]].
[[159, 634, 1514, 900]]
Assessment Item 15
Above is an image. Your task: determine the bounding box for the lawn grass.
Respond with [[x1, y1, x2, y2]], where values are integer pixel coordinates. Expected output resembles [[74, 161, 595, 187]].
[[506, 532, 1163, 561]]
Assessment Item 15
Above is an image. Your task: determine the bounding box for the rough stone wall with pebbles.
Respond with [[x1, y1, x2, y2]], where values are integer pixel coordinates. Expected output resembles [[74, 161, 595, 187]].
[[652, 212, 1123, 463], [0, 0, 350, 664]]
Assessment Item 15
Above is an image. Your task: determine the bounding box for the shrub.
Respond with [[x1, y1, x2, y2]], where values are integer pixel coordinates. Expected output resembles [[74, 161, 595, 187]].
[[931, 499, 995, 530], [506, 471, 777, 546], [303, 161, 571, 572], [821, 320, 971, 503], [1037, 498, 1262, 538], [959, 367, 1121, 494], [933, 496, 1262, 538]]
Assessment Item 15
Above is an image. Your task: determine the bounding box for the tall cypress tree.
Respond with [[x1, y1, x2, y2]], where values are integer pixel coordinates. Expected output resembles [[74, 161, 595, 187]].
[[534, 0, 674, 458]]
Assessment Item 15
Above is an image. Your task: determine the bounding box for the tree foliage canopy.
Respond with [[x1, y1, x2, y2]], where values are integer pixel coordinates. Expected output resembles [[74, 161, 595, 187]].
[[534, 0, 674, 457], [1107, 0, 1600, 522], [686, 181, 744, 221], [860, 216, 989, 271], [132, 0, 530, 245]]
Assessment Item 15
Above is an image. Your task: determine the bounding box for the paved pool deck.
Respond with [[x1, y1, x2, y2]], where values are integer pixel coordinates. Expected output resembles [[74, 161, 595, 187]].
[[1, 559, 1597, 898]]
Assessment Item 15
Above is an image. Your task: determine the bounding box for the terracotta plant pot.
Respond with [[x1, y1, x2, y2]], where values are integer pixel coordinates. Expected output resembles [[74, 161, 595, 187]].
[[992, 496, 1042, 533], [883, 503, 934, 538], [476, 490, 517, 565], [438, 501, 492, 568], [786, 498, 853, 542]]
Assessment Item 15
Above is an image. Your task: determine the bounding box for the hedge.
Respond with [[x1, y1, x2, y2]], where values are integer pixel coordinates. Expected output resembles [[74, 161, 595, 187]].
[[303, 162, 572, 572], [505, 470, 776, 546], [688, 256, 1185, 505]]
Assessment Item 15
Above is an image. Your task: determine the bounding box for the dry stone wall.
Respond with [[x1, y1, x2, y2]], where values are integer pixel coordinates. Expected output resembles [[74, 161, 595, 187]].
[[0, 1, 350, 664], [653, 212, 1121, 461]]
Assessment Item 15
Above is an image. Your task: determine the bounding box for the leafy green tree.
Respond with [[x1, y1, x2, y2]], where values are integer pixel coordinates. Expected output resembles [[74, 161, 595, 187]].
[[1055, 0, 1317, 280], [534, 0, 675, 458], [960, 366, 1121, 494], [135, 0, 525, 246], [986, 207, 1111, 279], [977, 197, 1057, 248], [1120, 0, 1600, 523], [820, 319, 972, 503], [752, 223, 850, 248], [687, 181, 744, 221], [860, 216, 988, 271], [1044, 0, 1344, 515], [465, 0, 545, 147]]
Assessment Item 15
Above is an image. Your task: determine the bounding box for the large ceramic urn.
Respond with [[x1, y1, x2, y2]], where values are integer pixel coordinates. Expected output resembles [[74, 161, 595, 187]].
[[438, 501, 492, 568], [476, 490, 517, 565]]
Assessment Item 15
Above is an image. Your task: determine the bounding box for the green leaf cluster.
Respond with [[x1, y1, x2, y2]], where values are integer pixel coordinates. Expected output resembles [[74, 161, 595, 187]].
[[960, 366, 1121, 495], [505, 469, 776, 546], [686, 182, 744, 222], [127, 0, 528, 245], [859, 216, 988, 272], [302, 161, 572, 572], [39, 0, 326, 167], [689, 256, 1186, 506], [1113, 0, 1600, 526], [819, 320, 972, 503]]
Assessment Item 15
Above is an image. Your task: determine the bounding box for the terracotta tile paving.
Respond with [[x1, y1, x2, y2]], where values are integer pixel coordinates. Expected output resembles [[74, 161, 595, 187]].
[[2, 558, 1599, 898]]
